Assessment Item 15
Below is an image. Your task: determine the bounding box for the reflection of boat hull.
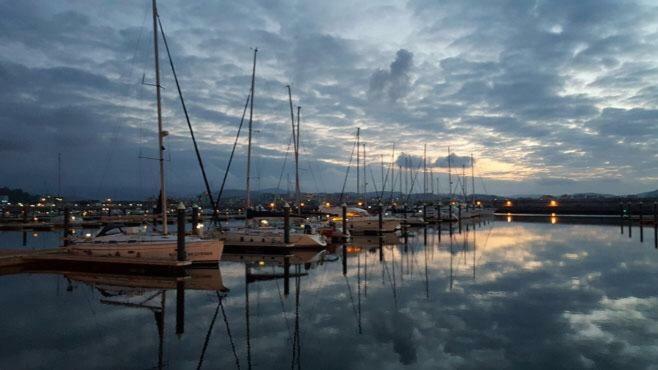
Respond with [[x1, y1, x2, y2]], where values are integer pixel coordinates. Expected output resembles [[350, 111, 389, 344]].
[[223, 230, 326, 248], [68, 238, 224, 264], [347, 217, 400, 234], [349, 233, 399, 247], [65, 268, 227, 291]]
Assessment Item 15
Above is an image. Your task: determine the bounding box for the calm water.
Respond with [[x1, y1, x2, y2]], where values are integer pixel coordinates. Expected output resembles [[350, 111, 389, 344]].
[[2, 219, 658, 369]]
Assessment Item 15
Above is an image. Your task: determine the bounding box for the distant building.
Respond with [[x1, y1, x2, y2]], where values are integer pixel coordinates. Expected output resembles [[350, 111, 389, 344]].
[[0, 195, 8, 204]]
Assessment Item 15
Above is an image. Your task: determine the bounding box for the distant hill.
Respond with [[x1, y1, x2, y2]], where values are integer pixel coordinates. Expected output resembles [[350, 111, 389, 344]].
[[635, 189, 658, 198], [0, 187, 39, 203]]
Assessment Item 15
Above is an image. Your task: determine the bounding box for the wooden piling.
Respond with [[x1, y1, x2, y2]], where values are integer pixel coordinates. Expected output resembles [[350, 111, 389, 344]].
[[458, 204, 462, 233], [378, 203, 383, 236], [63, 207, 71, 247], [620, 201, 624, 235], [177, 203, 186, 262], [627, 202, 632, 238], [639, 202, 644, 242], [284, 203, 291, 244]]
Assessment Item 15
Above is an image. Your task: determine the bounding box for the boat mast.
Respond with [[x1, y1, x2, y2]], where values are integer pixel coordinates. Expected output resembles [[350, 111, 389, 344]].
[[448, 147, 453, 204], [152, 0, 167, 234], [471, 153, 476, 207], [246, 48, 257, 210], [296, 105, 301, 215], [356, 128, 360, 202], [286, 85, 299, 208], [423, 144, 427, 199], [363, 143, 367, 207], [462, 164, 467, 205], [57, 152, 62, 197]]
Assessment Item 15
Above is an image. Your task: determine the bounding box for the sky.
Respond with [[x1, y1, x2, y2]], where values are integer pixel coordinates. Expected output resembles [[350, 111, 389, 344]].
[[2, 0, 658, 199]]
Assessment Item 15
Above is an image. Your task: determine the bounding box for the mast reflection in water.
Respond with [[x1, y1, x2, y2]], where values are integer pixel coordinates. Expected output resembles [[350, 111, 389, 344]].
[[3, 219, 658, 369]]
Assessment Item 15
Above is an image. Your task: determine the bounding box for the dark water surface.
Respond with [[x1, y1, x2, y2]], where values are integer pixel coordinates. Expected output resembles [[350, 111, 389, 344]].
[[2, 220, 658, 369]]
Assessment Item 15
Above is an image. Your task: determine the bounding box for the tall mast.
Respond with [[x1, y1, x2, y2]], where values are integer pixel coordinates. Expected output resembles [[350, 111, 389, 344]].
[[471, 153, 476, 206], [286, 85, 298, 205], [363, 143, 367, 207], [447, 147, 453, 203], [295, 106, 301, 215], [356, 128, 360, 200], [246, 48, 257, 209], [423, 144, 427, 198], [152, 0, 167, 234], [462, 164, 467, 203], [380, 154, 384, 191], [57, 152, 62, 197]]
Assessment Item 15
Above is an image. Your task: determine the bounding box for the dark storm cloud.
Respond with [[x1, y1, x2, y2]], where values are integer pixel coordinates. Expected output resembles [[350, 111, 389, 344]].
[[368, 49, 414, 103], [395, 153, 423, 169], [435, 153, 472, 168]]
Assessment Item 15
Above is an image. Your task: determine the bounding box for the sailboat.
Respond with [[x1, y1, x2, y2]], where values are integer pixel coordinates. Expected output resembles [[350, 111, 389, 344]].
[[68, 0, 224, 263], [221, 49, 325, 249]]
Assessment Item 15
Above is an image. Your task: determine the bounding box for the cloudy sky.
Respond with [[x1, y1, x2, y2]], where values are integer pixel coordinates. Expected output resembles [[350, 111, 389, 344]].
[[2, 0, 658, 199]]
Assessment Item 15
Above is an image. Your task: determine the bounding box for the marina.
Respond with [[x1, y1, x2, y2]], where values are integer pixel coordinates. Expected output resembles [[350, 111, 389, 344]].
[[3, 0, 658, 368]]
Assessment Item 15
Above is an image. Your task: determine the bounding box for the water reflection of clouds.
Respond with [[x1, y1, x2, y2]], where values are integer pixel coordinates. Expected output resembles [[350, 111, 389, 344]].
[[3, 222, 658, 369]]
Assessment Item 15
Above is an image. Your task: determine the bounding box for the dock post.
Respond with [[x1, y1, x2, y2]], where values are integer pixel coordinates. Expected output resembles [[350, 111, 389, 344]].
[[628, 202, 632, 238], [191, 204, 199, 235], [449, 203, 453, 236], [620, 202, 624, 235], [22, 205, 28, 225], [284, 203, 291, 245], [284, 256, 290, 296], [177, 203, 187, 262], [378, 203, 383, 236], [640, 202, 644, 242], [458, 204, 462, 234], [63, 207, 71, 246], [342, 203, 347, 241]]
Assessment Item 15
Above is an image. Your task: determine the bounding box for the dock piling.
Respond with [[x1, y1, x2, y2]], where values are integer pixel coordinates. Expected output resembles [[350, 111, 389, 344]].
[[378, 203, 383, 236], [63, 207, 71, 247], [628, 202, 632, 238], [458, 204, 462, 233], [284, 203, 291, 244], [639, 202, 644, 242], [177, 203, 187, 262], [620, 202, 624, 235]]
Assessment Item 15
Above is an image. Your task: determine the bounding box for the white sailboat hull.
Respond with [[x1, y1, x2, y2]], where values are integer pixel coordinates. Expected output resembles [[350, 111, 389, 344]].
[[68, 238, 224, 263], [347, 217, 400, 234]]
